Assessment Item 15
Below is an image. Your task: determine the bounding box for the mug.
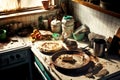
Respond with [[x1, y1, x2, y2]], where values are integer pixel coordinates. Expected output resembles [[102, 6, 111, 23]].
[[93, 39, 106, 57]]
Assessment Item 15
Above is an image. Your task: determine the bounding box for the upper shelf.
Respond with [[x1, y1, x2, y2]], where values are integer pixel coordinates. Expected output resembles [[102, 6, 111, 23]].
[[72, 0, 120, 18]]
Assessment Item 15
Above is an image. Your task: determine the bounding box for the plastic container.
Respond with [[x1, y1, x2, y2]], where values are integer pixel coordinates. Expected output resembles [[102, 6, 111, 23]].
[[51, 19, 61, 33], [62, 15, 74, 38], [72, 33, 85, 41]]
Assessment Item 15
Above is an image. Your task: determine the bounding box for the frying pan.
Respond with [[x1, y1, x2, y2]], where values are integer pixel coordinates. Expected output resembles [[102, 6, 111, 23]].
[[51, 50, 92, 75]]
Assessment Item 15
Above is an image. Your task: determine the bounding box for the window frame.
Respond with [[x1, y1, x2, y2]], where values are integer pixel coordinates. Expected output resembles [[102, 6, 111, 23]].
[[0, 0, 57, 15]]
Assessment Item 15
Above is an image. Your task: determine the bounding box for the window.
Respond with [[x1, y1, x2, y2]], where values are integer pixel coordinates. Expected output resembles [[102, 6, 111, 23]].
[[0, 0, 55, 12]]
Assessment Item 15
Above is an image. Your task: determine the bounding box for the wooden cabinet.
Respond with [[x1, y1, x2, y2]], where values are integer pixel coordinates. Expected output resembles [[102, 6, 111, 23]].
[[72, 0, 120, 18]]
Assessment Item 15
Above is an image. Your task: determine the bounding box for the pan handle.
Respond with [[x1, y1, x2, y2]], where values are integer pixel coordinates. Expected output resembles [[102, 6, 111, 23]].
[[77, 46, 99, 63], [77, 46, 89, 52]]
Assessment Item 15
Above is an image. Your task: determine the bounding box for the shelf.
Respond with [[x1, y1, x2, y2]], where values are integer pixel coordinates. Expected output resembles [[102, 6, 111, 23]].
[[72, 0, 120, 18]]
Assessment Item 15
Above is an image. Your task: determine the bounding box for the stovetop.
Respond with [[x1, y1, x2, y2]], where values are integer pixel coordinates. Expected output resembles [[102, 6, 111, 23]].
[[32, 41, 120, 80], [1, 37, 120, 80]]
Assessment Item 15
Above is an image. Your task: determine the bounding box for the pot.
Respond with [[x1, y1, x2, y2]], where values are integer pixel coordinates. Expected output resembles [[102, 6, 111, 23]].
[[51, 50, 91, 76]]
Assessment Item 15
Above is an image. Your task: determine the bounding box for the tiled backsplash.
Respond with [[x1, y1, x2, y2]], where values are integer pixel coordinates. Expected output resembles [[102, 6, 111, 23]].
[[72, 2, 120, 38]]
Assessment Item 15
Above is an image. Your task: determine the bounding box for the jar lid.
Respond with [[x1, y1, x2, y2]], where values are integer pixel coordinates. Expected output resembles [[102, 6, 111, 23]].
[[63, 15, 73, 20]]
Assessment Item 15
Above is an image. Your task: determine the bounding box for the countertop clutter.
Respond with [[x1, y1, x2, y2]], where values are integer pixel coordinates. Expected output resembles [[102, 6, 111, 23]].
[[31, 39, 120, 80], [0, 30, 120, 80]]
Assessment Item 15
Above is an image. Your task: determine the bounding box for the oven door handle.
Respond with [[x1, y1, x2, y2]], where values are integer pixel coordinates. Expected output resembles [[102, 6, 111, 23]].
[[35, 56, 52, 80]]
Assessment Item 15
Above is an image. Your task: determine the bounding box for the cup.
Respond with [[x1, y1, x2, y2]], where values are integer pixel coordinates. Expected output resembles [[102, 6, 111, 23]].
[[93, 39, 106, 57]]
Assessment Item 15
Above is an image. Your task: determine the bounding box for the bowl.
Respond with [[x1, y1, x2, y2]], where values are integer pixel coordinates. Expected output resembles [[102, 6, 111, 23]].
[[72, 33, 85, 41]]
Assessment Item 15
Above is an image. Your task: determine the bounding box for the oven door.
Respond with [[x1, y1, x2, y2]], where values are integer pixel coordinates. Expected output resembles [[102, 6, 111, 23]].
[[0, 46, 34, 80], [35, 56, 55, 80], [0, 63, 32, 80]]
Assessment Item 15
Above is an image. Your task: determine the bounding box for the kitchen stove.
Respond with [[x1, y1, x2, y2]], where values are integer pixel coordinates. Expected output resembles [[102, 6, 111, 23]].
[[32, 41, 120, 80]]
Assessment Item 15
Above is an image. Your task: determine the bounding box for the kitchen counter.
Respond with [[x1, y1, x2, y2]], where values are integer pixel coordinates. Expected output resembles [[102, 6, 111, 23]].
[[0, 36, 120, 80], [0, 36, 27, 52]]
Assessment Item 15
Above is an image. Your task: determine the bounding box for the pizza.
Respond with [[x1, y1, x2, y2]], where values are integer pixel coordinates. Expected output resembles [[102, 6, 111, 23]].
[[38, 41, 63, 53]]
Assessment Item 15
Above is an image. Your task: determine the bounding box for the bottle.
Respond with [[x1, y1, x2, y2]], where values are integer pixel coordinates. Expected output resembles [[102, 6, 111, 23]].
[[38, 16, 45, 30]]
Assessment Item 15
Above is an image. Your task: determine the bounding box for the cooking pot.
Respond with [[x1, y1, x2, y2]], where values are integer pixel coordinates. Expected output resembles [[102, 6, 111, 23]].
[[51, 50, 92, 76], [0, 29, 7, 41]]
